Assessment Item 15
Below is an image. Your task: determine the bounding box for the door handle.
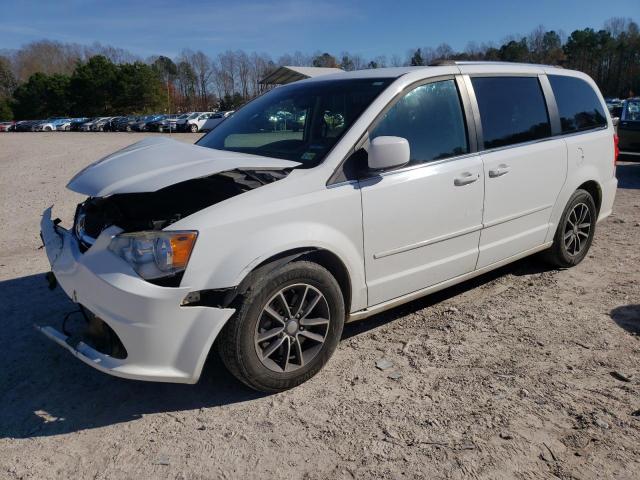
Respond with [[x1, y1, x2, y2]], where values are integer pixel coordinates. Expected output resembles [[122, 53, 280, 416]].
[[454, 172, 479, 186], [488, 164, 510, 178]]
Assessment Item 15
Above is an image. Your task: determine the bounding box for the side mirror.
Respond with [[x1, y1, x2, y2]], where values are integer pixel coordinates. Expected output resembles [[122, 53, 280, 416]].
[[368, 136, 410, 170]]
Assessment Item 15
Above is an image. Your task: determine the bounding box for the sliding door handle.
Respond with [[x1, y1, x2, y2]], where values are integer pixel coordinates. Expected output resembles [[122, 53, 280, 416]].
[[489, 164, 510, 178], [454, 172, 479, 186]]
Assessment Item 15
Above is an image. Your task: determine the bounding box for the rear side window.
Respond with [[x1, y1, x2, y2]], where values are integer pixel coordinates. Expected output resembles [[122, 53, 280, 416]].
[[548, 75, 607, 133], [471, 76, 551, 149], [371, 79, 469, 164]]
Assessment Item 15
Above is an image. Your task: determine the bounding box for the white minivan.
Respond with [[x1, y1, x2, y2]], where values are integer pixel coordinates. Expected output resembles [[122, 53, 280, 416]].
[[40, 62, 617, 392]]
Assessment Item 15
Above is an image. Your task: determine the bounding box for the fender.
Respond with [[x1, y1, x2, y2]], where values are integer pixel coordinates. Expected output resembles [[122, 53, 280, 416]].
[[545, 165, 603, 244]]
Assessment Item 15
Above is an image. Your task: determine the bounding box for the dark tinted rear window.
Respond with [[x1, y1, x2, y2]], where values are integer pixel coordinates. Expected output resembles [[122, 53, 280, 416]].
[[548, 75, 607, 133], [471, 76, 551, 149]]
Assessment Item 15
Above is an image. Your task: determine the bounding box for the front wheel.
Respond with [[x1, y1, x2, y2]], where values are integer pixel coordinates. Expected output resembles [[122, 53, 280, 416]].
[[545, 189, 597, 267], [217, 261, 345, 392], [189, 123, 198, 133]]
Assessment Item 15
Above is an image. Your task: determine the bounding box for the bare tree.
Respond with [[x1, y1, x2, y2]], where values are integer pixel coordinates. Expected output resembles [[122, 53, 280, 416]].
[[249, 52, 273, 95], [389, 53, 403, 67], [217, 51, 237, 98], [236, 50, 251, 99], [175, 59, 197, 111], [370, 55, 387, 68], [12, 40, 82, 81], [180, 49, 213, 109], [604, 17, 633, 38], [434, 43, 454, 61]]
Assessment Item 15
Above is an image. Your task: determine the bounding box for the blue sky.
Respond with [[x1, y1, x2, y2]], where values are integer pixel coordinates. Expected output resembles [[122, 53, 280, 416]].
[[1, 0, 637, 59]]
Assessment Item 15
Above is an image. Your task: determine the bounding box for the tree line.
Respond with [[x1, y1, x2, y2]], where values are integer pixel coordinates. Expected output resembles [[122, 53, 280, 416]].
[[0, 17, 638, 120]]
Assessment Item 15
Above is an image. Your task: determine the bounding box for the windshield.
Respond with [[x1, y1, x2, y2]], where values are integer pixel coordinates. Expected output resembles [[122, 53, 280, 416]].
[[197, 78, 393, 165], [623, 100, 640, 121]]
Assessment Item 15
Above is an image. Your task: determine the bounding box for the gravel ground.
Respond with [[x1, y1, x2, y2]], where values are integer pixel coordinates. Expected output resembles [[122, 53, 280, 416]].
[[0, 133, 639, 479]]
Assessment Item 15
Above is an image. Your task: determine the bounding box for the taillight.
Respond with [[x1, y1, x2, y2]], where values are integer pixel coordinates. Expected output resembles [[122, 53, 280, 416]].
[[613, 133, 619, 166]]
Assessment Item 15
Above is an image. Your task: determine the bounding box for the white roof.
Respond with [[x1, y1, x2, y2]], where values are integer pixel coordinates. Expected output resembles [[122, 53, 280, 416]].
[[262, 62, 574, 86], [260, 66, 344, 85]]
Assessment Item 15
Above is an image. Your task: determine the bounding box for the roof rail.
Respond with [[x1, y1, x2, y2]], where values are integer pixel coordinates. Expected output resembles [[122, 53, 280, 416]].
[[428, 59, 457, 66], [428, 60, 562, 68]]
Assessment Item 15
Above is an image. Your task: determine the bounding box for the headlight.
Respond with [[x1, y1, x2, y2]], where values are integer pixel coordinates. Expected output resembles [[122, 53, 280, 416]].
[[108, 231, 198, 280]]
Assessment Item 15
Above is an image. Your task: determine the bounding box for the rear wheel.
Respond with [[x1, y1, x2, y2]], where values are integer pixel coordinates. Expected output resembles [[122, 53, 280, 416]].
[[545, 189, 596, 267], [190, 123, 198, 133], [217, 261, 345, 392]]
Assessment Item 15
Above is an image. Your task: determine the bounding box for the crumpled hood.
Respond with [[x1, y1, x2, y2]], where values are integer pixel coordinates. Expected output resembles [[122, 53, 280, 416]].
[[67, 136, 300, 197]]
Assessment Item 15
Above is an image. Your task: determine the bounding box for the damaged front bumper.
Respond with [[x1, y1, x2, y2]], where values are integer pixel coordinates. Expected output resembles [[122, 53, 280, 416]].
[[38, 207, 235, 383]]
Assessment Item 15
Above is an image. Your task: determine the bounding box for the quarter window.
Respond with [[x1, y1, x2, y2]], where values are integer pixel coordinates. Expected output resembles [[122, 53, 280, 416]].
[[548, 75, 607, 132], [471, 76, 551, 149], [371, 80, 469, 164]]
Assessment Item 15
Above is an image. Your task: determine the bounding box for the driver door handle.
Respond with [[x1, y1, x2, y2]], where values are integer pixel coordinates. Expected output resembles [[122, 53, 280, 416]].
[[454, 172, 479, 186], [489, 164, 510, 178]]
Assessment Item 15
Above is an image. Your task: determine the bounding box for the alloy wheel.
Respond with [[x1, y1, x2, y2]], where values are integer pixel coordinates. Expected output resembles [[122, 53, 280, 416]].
[[254, 283, 330, 373], [563, 202, 591, 256]]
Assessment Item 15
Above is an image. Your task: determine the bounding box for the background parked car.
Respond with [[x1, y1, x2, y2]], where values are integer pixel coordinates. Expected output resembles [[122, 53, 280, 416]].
[[68, 118, 89, 131], [176, 112, 215, 132], [110, 116, 140, 131], [91, 117, 115, 131], [618, 97, 640, 159], [103, 116, 125, 131], [54, 117, 82, 131], [35, 117, 74, 131], [132, 114, 163, 131], [33, 118, 57, 131], [147, 114, 179, 132], [70, 118, 94, 131], [14, 120, 41, 131], [80, 118, 100, 131], [0, 121, 15, 132], [606, 98, 624, 123], [202, 111, 234, 132]]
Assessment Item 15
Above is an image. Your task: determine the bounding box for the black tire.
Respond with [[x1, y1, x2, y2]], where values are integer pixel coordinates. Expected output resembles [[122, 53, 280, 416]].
[[189, 123, 198, 133], [545, 189, 597, 268], [217, 260, 345, 392]]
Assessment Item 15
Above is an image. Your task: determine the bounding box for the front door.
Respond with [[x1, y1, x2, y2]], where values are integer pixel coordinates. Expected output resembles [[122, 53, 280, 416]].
[[360, 78, 484, 306]]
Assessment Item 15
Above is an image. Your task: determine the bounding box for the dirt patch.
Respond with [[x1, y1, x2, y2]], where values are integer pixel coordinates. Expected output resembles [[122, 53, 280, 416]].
[[1, 133, 639, 479]]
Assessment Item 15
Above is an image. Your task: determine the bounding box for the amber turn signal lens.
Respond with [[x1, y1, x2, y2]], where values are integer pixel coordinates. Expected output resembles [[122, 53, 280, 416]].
[[169, 232, 197, 268]]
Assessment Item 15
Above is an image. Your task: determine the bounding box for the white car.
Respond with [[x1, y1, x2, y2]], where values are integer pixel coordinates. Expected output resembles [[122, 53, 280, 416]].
[[202, 110, 234, 132], [40, 62, 617, 392], [34, 118, 67, 132], [176, 112, 216, 132]]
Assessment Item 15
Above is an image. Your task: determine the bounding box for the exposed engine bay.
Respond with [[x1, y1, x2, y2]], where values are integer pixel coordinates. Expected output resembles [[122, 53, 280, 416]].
[[74, 168, 289, 250]]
